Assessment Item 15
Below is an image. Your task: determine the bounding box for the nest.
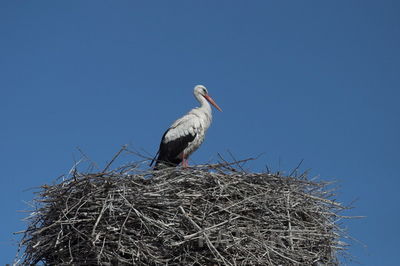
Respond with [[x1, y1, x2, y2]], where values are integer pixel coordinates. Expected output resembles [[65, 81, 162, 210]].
[[17, 159, 348, 265]]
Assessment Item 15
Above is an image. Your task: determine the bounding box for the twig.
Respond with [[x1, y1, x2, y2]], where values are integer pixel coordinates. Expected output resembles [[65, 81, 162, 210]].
[[91, 201, 108, 240], [289, 159, 304, 177], [103, 145, 127, 172]]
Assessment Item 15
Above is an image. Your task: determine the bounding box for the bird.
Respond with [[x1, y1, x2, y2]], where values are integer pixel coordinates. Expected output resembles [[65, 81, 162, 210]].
[[150, 85, 222, 169]]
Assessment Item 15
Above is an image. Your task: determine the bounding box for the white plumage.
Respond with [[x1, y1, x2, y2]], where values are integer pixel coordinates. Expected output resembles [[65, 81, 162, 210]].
[[151, 85, 222, 169]]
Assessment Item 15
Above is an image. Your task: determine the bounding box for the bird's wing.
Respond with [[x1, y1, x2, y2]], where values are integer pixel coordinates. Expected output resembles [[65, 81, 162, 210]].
[[165, 114, 201, 142], [153, 114, 201, 166]]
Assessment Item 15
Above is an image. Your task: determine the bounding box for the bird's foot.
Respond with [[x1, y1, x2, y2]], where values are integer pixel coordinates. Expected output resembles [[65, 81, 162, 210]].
[[182, 158, 189, 168]]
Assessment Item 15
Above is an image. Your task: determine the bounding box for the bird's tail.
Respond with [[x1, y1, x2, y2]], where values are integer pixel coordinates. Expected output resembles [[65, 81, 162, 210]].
[[150, 150, 170, 171], [149, 150, 160, 167]]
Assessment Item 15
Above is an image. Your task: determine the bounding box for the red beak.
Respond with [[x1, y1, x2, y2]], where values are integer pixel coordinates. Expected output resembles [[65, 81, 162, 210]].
[[204, 94, 222, 112]]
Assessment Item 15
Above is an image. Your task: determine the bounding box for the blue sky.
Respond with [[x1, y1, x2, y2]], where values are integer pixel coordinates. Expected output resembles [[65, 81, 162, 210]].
[[1, 1, 399, 264]]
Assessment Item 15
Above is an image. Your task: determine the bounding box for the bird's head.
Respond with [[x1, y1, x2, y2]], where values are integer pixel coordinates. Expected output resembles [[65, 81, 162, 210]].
[[194, 85, 222, 112]]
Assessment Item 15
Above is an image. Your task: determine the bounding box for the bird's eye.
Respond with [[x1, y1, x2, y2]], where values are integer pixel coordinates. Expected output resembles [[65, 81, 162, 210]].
[[203, 89, 207, 95]]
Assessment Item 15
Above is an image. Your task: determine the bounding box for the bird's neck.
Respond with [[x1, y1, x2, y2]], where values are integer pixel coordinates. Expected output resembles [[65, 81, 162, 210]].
[[197, 94, 212, 114]]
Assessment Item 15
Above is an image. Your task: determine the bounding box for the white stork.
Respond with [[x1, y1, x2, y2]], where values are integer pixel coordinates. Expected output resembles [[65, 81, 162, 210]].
[[150, 85, 222, 169]]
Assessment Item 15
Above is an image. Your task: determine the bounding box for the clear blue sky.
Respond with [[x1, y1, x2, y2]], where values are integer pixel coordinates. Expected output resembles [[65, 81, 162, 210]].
[[1, 1, 399, 264]]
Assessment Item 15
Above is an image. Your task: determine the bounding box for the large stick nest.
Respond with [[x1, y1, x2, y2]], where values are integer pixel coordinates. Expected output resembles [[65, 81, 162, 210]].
[[18, 159, 348, 265]]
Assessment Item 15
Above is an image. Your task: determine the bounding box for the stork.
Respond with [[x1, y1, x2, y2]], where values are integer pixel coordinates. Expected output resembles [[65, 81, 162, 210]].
[[150, 85, 222, 169]]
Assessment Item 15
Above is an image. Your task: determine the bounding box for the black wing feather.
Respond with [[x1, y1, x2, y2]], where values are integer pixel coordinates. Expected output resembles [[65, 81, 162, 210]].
[[153, 128, 196, 169]]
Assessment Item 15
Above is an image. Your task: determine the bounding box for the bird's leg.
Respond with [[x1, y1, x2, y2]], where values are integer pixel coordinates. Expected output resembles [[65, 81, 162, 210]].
[[182, 155, 189, 168]]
